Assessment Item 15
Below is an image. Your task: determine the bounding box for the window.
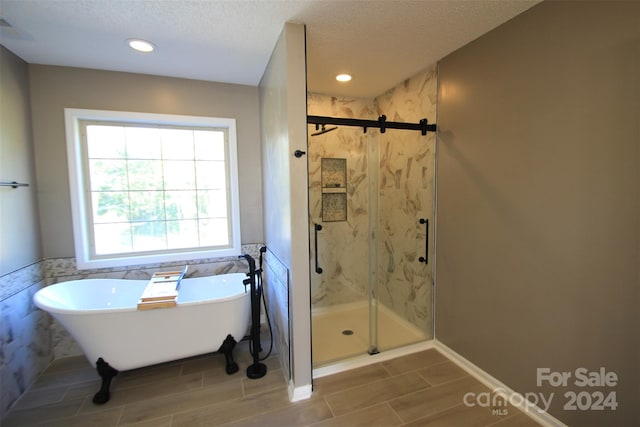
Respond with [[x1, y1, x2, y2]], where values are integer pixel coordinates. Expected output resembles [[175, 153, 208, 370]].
[[65, 109, 241, 269]]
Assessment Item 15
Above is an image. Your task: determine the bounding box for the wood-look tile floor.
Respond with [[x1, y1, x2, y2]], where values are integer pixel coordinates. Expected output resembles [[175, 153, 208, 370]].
[[3, 340, 542, 427]]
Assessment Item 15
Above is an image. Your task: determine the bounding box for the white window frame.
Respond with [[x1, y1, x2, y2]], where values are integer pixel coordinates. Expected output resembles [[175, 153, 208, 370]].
[[64, 108, 242, 269]]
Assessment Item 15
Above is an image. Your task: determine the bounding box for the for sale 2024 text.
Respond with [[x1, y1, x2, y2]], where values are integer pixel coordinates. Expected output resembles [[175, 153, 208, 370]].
[[537, 367, 618, 411]]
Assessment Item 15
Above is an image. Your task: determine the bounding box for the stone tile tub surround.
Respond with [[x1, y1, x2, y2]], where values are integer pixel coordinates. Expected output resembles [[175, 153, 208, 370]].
[[0, 272, 50, 422], [0, 243, 264, 419]]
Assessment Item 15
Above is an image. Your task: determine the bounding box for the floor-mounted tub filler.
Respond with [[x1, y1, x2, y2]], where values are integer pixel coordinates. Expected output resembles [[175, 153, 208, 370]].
[[33, 272, 251, 404]]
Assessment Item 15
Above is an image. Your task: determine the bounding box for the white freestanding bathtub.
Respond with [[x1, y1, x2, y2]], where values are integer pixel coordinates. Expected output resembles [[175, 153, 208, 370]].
[[33, 273, 251, 403]]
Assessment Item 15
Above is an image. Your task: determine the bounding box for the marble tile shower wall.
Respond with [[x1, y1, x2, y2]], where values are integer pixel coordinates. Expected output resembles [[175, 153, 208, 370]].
[[307, 64, 436, 336], [375, 65, 437, 335], [0, 244, 263, 418], [308, 94, 378, 308]]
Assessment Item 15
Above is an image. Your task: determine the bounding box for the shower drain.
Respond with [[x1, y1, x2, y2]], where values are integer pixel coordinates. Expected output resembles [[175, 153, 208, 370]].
[[342, 329, 354, 336]]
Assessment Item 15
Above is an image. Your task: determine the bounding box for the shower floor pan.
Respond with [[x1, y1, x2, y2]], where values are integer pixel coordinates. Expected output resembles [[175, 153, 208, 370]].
[[311, 301, 428, 367]]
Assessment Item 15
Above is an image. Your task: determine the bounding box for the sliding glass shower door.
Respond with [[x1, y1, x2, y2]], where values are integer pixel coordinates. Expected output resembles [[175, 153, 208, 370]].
[[308, 109, 433, 368]]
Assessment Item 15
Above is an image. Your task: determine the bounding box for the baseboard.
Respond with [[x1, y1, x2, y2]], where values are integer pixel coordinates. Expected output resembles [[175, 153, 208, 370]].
[[434, 340, 567, 427], [288, 381, 312, 402]]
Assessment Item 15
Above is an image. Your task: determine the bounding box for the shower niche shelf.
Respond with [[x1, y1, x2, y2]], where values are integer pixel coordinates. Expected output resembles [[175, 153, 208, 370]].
[[321, 158, 347, 222]]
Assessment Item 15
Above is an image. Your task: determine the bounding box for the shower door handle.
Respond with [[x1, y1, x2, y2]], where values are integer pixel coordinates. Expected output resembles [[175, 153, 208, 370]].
[[418, 218, 429, 264], [314, 223, 323, 274]]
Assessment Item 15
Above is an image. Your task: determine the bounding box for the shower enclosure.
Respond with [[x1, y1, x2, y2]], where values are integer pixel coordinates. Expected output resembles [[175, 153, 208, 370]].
[[307, 95, 435, 367]]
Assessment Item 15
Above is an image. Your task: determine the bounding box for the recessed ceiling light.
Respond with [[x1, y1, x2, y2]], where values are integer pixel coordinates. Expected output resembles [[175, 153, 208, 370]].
[[336, 74, 352, 82], [127, 39, 155, 53]]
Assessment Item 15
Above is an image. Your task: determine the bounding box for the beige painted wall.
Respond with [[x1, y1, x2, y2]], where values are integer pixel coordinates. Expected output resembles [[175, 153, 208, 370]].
[[0, 47, 42, 275], [259, 23, 312, 397], [28, 65, 263, 259], [436, 2, 639, 426]]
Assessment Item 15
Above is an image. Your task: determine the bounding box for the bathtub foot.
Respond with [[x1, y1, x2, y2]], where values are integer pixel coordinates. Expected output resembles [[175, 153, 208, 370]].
[[93, 358, 119, 404], [219, 334, 239, 375]]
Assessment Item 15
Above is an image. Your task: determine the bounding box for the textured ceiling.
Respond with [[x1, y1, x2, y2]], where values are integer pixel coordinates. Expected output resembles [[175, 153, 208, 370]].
[[0, 0, 540, 98]]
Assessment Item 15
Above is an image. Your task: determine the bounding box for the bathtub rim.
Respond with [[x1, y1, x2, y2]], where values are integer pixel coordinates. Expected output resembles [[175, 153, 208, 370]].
[[33, 273, 250, 315]]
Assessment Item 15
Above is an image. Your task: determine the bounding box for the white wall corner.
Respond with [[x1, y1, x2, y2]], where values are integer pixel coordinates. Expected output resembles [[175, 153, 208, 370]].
[[288, 380, 312, 402]]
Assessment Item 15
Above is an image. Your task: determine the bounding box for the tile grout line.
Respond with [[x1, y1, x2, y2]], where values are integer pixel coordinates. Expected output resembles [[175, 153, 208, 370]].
[[59, 383, 75, 406], [317, 400, 403, 427], [168, 381, 287, 427], [114, 380, 242, 426], [323, 395, 337, 421], [317, 367, 395, 399], [380, 361, 394, 377], [383, 401, 405, 426], [417, 372, 475, 389], [73, 394, 90, 417], [416, 369, 436, 387], [115, 405, 126, 427], [383, 374, 474, 422], [240, 376, 247, 398], [323, 373, 433, 421], [404, 401, 521, 427], [398, 402, 468, 426], [316, 361, 443, 406]]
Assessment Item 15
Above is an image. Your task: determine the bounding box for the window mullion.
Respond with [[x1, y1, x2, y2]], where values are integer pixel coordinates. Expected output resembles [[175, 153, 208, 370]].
[[124, 129, 134, 254]]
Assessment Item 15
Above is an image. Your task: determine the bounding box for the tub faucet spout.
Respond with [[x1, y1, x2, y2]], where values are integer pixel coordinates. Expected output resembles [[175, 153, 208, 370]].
[[239, 254, 256, 277], [239, 254, 256, 293]]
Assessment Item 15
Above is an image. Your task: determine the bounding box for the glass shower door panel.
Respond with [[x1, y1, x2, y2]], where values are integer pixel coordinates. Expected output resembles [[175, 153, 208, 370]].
[[374, 134, 433, 352], [309, 125, 371, 366], [308, 103, 433, 367]]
